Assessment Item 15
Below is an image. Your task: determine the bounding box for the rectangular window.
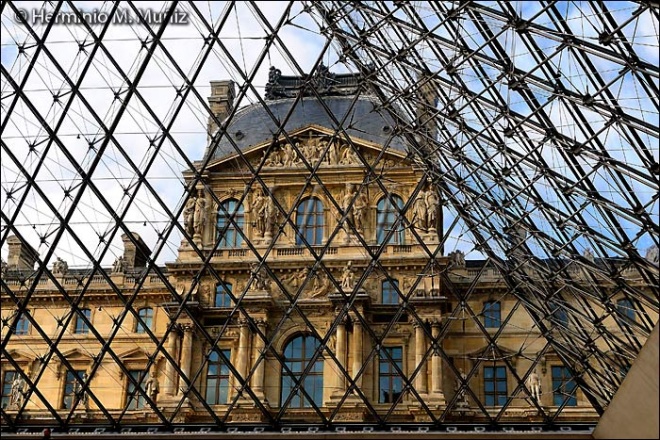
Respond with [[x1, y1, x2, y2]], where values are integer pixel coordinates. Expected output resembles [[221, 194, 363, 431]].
[[126, 370, 147, 410], [382, 279, 399, 305], [75, 309, 91, 334], [483, 366, 507, 406], [206, 349, 231, 405], [551, 366, 577, 406], [379, 346, 403, 404], [1, 371, 17, 409], [62, 370, 84, 409], [214, 283, 233, 308], [483, 301, 501, 328]]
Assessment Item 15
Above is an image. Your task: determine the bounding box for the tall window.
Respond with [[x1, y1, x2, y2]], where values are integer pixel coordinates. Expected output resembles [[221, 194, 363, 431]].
[[376, 195, 404, 244], [484, 366, 507, 406], [135, 307, 153, 333], [214, 282, 233, 308], [62, 370, 85, 409], [126, 370, 147, 410], [74, 309, 91, 334], [1, 371, 17, 409], [617, 299, 635, 321], [382, 279, 399, 305], [379, 346, 404, 403], [483, 301, 501, 328], [217, 199, 244, 247], [281, 335, 323, 408], [296, 198, 324, 246], [551, 366, 577, 406], [15, 313, 30, 335], [206, 349, 231, 405]]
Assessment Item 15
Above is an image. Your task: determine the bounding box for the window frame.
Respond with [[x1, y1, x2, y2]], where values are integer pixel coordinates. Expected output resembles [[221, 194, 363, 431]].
[[205, 349, 231, 405], [135, 307, 153, 333], [376, 195, 405, 245], [15, 313, 30, 336], [295, 197, 325, 246], [62, 370, 86, 409], [616, 298, 635, 321], [381, 279, 399, 305], [551, 365, 577, 406], [216, 198, 244, 248], [280, 334, 324, 409], [126, 370, 148, 410], [483, 301, 501, 328], [483, 365, 507, 406], [214, 282, 233, 308], [74, 309, 91, 334], [1, 370, 17, 409], [379, 346, 404, 404]]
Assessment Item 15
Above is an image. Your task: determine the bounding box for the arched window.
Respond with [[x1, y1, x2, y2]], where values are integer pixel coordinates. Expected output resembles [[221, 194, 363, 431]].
[[15, 313, 30, 336], [280, 335, 323, 408], [135, 307, 153, 333], [214, 282, 233, 308], [217, 199, 244, 247], [296, 198, 324, 246], [376, 195, 404, 244]]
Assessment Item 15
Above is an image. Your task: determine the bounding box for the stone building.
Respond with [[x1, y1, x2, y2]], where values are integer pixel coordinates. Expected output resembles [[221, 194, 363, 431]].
[[1, 67, 654, 427]]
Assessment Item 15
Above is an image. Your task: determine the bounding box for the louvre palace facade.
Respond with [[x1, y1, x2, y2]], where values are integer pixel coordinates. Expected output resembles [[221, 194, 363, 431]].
[[1, 68, 656, 429]]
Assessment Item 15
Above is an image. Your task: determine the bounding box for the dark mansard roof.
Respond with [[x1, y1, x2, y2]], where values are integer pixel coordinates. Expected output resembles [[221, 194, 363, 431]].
[[208, 65, 410, 161]]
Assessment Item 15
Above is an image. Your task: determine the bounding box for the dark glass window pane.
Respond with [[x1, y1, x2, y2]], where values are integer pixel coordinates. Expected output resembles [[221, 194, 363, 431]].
[[296, 198, 324, 246], [483, 366, 507, 406], [376, 196, 404, 244], [206, 349, 231, 405], [217, 199, 244, 247], [379, 346, 404, 404], [214, 282, 233, 308], [483, 301, 501, 328], [280, 335, 323, 408], [136, 307, 153, 333], [75, 309, 91, 334], [1, 371, 17, 409], [382, 279, 399, 304]]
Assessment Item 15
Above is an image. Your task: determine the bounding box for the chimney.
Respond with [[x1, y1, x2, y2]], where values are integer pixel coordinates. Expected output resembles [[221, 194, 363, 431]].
[[121, 232, 151, 270], [207, 80, 236, 140], [6, 235, 39, 271]]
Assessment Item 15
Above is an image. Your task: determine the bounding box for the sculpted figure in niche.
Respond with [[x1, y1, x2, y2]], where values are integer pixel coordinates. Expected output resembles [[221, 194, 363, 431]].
[[264, 194, 279, 236], [527, 369, 541, 402], [449, 250, 466, 268], [454, 369, 469, 405], [342, 184, 356, 226], [183, 197, 196, 236], [413, 189, 428, 230], [341, 261, 355, 290], [353, 190, 368, 232], [425, 188, 440, 230], [10, 374, 25, 407], [193, 195, 207, 237], [144, 371, 160, 401], [251, 190, 267, 237], [250, 262, 269, 291], [1, 258, 7, 278]]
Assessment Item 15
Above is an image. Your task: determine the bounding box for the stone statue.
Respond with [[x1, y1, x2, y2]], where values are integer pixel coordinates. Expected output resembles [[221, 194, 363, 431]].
[[340, 145, 359, 165], [413, 190, 428, 230], [282, 143, 296, 166], [252, 190, 267, 237], [353, 191, 368, 232], [78, 372, 89, 408], [425, 189, 440, 230], [193, 195, 207, 237], [342, 184, 356, 226], [264, 195, 279, 236], [449, 250, 466, 268], [454, 369, 469, 406], [1, 258, 7, 278], [183, 196, 196, 236], [310, 273, 331, 298], [144, 371, 159, 401], [10, 374, 25, 408], [112, 255, 125, 274], [250, 263, 268, 291], [329, 141, 341, 165], [52, 257, 68, 276], [341, 261, 355, 290], [527, 369, 541, 402], [282, 268, 308, 289], [645, 245, 659, 264]]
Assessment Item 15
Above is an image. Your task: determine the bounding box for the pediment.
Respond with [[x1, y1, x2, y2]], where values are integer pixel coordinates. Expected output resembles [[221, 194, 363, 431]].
[[118, 347, 149, 361], [60, 348, 93, 361], [204, 125, 410, 173]]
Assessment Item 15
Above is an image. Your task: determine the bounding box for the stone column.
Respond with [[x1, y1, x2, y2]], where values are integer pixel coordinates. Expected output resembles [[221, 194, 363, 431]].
[[236, 319, 251, 390], [414, 321, 428, 394], [251, 319, 267, 400], [178, 323, 194, 395], [333, 316, 347, 395], [163, 325, 180, 396], [351, 316, 363, 389], [431, 321, 443, 395]]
